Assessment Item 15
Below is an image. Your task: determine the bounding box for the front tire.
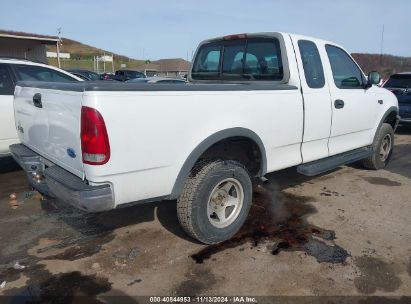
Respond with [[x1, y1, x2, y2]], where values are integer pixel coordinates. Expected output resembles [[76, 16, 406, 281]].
[[177, 160, 252, 244], [362, 123, 394, 170]]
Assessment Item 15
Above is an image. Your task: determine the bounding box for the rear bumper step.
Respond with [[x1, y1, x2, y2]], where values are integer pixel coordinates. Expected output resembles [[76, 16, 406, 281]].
[[10, 144, 114, 212], [10, 144, 55, 197], [297, 147, 373, 176]]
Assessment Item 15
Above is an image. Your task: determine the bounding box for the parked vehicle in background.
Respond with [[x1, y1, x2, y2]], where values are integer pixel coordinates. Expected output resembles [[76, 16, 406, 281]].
[[65, 69, 100, 81], [100, 72, 114, 80], [11, 32, 398, 244], [112, 70, 146, 81], [127, 77, 186, 84], [0, 58, 81, 158], [383, 72, 411, 124]]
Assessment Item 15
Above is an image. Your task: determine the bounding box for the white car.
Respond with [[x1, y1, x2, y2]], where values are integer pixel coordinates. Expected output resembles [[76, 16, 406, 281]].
[[0, 58, 81, 158], [11, 32, 399, 244]]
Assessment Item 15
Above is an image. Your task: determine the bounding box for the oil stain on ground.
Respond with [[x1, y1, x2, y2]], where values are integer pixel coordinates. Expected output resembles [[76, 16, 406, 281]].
[[2, 263, 112, 303], [192, 184, 349, 264], [363, 177, 402, 187], [354, 256, 402, 294]]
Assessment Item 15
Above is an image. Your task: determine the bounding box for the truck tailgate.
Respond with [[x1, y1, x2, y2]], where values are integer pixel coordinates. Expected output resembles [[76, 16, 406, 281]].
[[14, 83, 84, 179]]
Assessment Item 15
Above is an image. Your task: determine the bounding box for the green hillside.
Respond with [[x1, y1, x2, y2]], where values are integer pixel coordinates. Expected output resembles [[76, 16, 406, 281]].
[[45, 37, 145, 72]]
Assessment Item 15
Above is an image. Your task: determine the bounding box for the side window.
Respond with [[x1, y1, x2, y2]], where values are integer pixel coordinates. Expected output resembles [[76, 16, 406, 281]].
[[192, 44, 222, 79], [0, 64, 15, 95], [298, 40, 325, 88], [243, 39, 283, 80], [14, 65, 76, 82], [325, 45, 363, 89]]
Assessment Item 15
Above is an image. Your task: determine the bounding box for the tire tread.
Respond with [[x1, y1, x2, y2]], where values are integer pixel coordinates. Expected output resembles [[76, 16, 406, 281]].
[[177, 160, 220, 243], [361, 123, 394, 170]]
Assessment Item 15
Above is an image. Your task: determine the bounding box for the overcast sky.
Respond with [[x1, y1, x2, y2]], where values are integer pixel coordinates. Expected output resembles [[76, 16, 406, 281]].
[[1, 0, 409, 60]]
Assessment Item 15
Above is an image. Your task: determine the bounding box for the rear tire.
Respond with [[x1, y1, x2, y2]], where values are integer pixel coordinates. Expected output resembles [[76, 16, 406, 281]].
[[362, 123, 394, 170], [177, 160, 252, 244]]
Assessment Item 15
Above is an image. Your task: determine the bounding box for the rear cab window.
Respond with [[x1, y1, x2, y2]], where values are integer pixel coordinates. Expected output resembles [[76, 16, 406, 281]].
[[191, 35, 284, 82]]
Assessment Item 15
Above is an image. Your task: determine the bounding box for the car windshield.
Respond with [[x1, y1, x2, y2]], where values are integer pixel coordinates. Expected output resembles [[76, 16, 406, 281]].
[[128, 71, 145, 78], [15, 65, 77, 82], [87, 71, 100, 80], [384, 74, 411, 88]]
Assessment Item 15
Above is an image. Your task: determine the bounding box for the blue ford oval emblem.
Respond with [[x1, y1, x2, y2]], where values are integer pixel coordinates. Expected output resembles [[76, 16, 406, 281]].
[[67, 148, 76, 158]]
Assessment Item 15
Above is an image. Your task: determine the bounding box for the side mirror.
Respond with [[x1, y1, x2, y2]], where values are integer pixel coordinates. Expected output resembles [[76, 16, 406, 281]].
[[367, 71, 381, 87]]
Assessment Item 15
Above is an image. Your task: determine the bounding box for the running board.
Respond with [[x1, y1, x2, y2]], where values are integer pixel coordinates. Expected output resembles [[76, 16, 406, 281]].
[[297, 147, 373, 176]]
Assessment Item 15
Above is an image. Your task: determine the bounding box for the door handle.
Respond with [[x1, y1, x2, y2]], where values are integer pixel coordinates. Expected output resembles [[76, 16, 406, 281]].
[[334, 99, 344, 109], [33, 93, 42, 108]]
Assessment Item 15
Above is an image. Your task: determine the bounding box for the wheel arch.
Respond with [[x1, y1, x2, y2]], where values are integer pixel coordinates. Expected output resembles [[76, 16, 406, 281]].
[[374, 106, 399, 142], [170, 127, 267, 199]]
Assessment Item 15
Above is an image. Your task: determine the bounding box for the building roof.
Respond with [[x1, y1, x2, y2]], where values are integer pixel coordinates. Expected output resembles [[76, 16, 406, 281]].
[[0, 30, 59, 44], [134, 62, 160, 71], [153, 58, 190, 72]]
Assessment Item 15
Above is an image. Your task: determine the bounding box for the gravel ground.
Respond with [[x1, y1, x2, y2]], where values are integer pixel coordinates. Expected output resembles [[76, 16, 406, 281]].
[[0, 127, 410, 303]]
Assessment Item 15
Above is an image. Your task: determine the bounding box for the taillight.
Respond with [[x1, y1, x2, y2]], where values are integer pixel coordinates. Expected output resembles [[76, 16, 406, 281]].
[[81, 106, 110, 165]]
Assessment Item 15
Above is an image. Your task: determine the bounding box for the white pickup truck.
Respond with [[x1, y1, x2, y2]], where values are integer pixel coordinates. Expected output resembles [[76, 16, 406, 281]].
[[11, 32, 399, 244]]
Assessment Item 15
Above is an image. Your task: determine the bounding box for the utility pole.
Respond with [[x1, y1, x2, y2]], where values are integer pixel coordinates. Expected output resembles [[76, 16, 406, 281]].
[[380, 24, 385, 65], [112, 54, 114, 73], [56, 27, 62, 68]]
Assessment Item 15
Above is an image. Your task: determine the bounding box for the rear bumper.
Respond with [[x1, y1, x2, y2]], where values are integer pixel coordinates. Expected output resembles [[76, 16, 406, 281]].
[[10, 144, 114, 212]]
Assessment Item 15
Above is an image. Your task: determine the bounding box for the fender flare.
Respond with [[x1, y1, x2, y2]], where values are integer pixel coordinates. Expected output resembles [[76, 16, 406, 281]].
[[170, 127, 267, 199], [373, 106, 399, 142]]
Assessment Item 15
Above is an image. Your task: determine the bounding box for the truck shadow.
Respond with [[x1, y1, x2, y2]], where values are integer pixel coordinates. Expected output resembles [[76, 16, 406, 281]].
[[0, 156, 21, 174], [41, 165, 336, 246], [385, 143, 411, 179], [395, 125, 411, 135], [40, 196, 196, 244]]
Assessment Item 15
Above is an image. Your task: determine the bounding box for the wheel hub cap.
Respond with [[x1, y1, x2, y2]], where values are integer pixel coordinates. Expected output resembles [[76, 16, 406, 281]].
[[379, 134, 392, 162], [207, 178, 244, 228]]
